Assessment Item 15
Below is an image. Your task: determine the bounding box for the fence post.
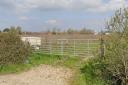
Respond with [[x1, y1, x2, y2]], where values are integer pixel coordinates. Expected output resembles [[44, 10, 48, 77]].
[[61, 40, 64, 56], [74, 39, 76, 56], [100, 36, 105, 58], [49, 41, 52, 55], [88, 39, 90, 56]]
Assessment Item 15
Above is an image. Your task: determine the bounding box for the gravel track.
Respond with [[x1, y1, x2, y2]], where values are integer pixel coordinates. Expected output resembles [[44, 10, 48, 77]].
[[0, 65, 73, 85]]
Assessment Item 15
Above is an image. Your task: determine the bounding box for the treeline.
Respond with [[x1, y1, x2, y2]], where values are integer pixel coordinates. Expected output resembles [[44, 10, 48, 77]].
[[0, 26, 95, 35], [22, 28, 95, 35], [46, 28, 95, 34]]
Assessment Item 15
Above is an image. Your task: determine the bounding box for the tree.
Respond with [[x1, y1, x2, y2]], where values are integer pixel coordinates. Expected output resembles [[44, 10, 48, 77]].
[[104, 8, 128, 84], [80, 28, 94, 34], [67, 28, 76, 34], [52, 28, 57, 34], [3, 28, 10, 32], [16, 26, 22, 34], [3, 26, 22, 34], [0, 29, 31, 67]]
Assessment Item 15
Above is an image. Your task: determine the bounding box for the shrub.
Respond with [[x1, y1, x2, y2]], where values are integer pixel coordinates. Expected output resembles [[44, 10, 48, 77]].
[[104, 8, 128, 85], [0, 29, 31, 66], [81, 57, 111, 85]]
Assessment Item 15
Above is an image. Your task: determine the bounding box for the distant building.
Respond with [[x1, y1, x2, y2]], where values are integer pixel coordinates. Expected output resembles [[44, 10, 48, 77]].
[[21, 37, 41, 50], [105, 32, 110, 35]]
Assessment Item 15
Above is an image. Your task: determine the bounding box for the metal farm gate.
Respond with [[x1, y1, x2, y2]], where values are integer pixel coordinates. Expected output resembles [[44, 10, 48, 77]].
[[40, 39, 99, 57]]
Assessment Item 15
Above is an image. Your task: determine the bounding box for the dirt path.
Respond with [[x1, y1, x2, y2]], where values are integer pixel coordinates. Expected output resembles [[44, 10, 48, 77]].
[[0, 65, 73, 85]]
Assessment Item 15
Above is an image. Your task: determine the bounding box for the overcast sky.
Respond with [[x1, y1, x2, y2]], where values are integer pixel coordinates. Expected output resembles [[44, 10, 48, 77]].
[[0, 0, 127, 32]]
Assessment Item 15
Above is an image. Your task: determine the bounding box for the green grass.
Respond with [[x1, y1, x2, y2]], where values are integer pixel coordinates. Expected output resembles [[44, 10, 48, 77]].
[[0, 52, 80, 74], [0, 52, 107, 85], [0, 64, 31, 74], [29, 53, 60, 65], [70, 58, 108, 85], [0, 53, 61, 74]]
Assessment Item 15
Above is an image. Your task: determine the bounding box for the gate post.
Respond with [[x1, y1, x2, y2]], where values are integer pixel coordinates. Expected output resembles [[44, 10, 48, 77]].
[[74, 39, 76, 56], [49, 41, 52, 55], [88, 39, 90, 56], [61, 40, 64, 56]]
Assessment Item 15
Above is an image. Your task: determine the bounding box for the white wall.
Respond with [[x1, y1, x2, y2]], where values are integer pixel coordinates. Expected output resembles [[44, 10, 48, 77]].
[[21, 37, 41, 46]]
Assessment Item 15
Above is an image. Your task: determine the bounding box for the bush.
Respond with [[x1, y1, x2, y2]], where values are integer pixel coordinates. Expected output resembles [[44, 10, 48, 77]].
[[104, 8, 128, 85], [0, 30, 31, 66], [80, 57, 111, 85]]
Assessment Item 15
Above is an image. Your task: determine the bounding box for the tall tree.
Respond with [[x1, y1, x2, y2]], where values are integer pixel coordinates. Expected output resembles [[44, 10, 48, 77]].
[[67, 28, 76, 34], [16, 26, 22, 34]]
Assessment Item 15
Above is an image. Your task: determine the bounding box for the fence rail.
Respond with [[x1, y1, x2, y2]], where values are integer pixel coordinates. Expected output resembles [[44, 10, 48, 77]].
[[38, 39, 99, 57]]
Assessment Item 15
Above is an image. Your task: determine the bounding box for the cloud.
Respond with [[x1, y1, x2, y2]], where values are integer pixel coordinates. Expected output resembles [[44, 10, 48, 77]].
[[103, 0, 127, 12], [16, 0, 103, 12], [87, 0, 127, 12], [19, 16, 29, 20], [45, 19, 63, 25], [0, 0, 127, 13], [0, 0, 17, 12]]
